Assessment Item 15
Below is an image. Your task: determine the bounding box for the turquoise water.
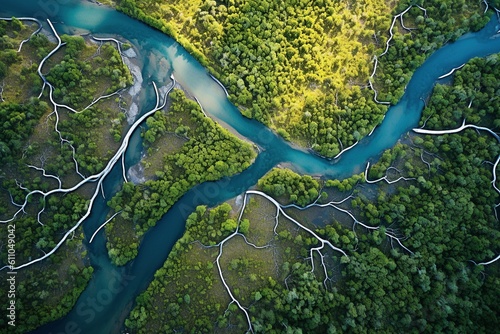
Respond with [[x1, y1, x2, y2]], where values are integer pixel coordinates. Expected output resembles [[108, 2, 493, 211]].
[[2, 0, 500, 333]]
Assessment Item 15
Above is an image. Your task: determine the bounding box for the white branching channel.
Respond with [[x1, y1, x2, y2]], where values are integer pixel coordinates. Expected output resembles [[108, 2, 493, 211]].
[[379, 5, 427, 59], [204, 193, 259, 334], [333, 140, 359, 159], [438, 63, 466, 80], [245, 190, 349, 280], [476, 253, 500, 266], [0, 18, 176, 271], [4, 78, 175, 270], [483, 0, 500, 18], [194, 96, 208, 117], [280, 190, 414, 255], [0, 17, 42, 52], [209, 73, 229, 97], [368, 5, 427, 105], [413, 120, 500, 265], [207, 186, 416, 332], [89, 210, 122, 244], [365, 162, 416, 185]]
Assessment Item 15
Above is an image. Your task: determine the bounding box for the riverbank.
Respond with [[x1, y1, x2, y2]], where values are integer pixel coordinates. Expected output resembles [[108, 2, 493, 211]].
[[0, 17, 146, 333], [1, 2, 500, 333], [104, 87, 258, 266], [115, 0, 495, 160], [119, 45, 144, 124]]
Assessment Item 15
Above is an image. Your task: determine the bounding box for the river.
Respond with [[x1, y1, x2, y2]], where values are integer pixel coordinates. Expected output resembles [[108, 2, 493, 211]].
[[1, 0, 500, 333]]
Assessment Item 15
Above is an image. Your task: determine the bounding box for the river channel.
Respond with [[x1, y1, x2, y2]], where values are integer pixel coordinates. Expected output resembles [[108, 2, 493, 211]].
[[2, 0, 500, 333]]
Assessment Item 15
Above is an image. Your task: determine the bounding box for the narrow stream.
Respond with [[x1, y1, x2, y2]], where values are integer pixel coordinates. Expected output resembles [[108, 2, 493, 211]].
[[1, 1, 500, 333]]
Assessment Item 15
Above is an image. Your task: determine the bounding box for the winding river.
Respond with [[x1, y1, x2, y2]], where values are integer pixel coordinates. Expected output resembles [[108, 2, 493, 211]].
[[2, 0, 500, 333]]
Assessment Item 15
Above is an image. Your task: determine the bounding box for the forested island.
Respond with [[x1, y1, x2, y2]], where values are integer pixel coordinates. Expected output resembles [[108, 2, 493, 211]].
[[117, 0, 494, 157], [0, 0, 500, 333], [124, 50, 500, 332], [0, 17, 131, 331]]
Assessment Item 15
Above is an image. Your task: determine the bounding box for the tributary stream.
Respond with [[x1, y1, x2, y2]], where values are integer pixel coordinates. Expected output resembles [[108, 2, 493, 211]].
[[2, 1, 500, 333]]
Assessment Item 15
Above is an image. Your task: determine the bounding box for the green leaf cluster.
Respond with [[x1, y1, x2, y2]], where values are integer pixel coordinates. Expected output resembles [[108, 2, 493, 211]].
[[46, 35, 132, 109], [258, 168, 320, 206], [106, 89, 256, 265], [116, 0, 493, 157], [0, 99, 48, 164]]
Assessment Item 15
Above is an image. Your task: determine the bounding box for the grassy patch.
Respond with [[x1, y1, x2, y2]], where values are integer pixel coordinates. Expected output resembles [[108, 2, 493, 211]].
[[44, 36, 132, 110], [0, 20, 132, 332], [125, 190, 353, 332], [105, 214, 139, 266], [141, 132, 186, 179], [238, 195, 277, 246]]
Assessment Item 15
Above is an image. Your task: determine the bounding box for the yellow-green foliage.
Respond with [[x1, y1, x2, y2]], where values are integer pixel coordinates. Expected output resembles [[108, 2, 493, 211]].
[[117, 0, 491, 157], [106, 89, 256, 265], [118, 0, 394, 156]]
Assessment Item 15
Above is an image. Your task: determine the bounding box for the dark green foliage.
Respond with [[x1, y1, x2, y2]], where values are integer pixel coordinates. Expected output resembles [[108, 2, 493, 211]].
[[349, 54, 500, 333], [0, 261, 94, 333], [182, 203, 238, 245], [0, 99, 48, 164], [258, 168, 320, 206], [46, 36, 132, 109], [0, 60, 7, 78], [326, 173, 364, 192], [375, 0, 488, 103], [106, 89, 256, 265], [105, 214, 139, 266], [30, 33, 51, 59], [420, 55, 500, 129]]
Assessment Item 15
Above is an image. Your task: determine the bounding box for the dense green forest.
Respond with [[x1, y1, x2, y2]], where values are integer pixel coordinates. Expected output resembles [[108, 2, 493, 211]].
[[0, 20, 131, 332], [124, 53, 500, 332], [105, 88, 256, 265], [0, 15, 256, 332], [46, 35, 132, 109], [116, 0, 493, 157], [1, 0, 500, 332], [257, 168, 321, 207]]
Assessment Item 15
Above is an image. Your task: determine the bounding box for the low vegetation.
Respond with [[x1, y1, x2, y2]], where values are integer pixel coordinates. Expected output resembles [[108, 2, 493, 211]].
[[106, 88, 256, 265], [124, 53, 500, 333], [0, 19, 132, 332]]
